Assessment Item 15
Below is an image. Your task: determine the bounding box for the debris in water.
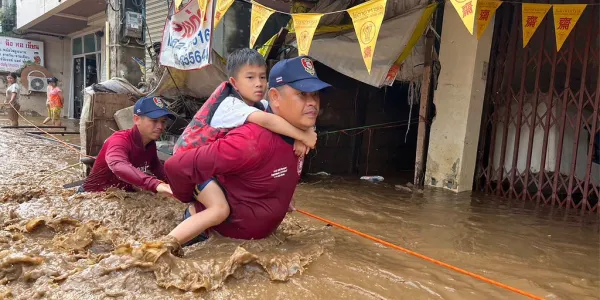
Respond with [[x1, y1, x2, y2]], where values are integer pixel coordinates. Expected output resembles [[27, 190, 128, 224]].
[[360, 176, 384, 183]]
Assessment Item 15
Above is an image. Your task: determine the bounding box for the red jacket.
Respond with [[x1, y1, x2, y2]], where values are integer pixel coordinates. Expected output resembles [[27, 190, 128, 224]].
[[165, 123, 302, 240], [82, 126, 167, 193]]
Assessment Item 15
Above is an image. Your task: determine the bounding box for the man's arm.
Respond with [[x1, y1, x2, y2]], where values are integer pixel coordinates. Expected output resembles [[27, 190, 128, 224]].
[[165, 126, 263, 202], [105, 138, 162, 192]]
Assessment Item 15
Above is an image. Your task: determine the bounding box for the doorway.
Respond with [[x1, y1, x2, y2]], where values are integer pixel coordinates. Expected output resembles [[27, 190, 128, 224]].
[[71, 33, 102, 119]]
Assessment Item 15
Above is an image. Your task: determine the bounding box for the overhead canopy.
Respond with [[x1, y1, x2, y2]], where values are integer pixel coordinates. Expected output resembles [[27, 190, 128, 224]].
[[307, 4, 433, 87]]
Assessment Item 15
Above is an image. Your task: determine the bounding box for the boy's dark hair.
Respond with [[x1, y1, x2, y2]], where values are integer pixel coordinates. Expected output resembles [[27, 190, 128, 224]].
[[8, 72, 19, 79], [226, 48, 266, 78]]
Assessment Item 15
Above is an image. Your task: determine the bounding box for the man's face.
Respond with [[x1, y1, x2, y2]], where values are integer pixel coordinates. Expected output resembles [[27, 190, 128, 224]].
[[229, 64, 267, 104], [268, 85, 320, 130], [134, 115, 168, 141]]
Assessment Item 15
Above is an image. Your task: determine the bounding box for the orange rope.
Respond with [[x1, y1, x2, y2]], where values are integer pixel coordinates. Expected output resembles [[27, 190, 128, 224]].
[[5, 102, 93, 158], [296, 209, 545, 300]]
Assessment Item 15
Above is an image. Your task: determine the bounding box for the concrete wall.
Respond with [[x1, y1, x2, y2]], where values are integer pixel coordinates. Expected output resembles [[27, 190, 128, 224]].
[[16, 0, 62, 28], [0, 34, 71, 116], [425, 1, 494, 192]]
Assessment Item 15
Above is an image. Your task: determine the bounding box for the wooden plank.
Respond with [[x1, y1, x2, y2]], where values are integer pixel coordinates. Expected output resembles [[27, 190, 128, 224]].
[[26, 131, 80, 135], [1, 125, 67, 129]]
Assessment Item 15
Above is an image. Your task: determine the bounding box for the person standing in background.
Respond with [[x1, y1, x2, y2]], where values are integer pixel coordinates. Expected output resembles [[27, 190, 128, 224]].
[[4, 72, 21, 127], [44, 77, 63, 126]]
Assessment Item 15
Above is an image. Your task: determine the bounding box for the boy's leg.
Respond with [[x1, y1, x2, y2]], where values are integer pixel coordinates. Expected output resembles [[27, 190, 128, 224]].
[[168, 180, 229, 245]]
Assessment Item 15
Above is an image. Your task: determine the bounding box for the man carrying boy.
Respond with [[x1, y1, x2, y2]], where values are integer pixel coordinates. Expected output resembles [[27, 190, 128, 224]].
[[167, 49, 317, 246], [164, 55, 330, 250]]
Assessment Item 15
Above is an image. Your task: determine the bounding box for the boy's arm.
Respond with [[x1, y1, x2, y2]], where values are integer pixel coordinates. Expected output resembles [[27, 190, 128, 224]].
[[247, 111, 317, 148]]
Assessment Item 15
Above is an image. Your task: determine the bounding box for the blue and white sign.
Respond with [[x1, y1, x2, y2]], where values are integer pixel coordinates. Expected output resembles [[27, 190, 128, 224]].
[[160, 0, 214, 70]]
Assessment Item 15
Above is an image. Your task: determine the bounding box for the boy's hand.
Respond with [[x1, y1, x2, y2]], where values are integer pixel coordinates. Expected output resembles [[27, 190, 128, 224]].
[[302, 128, 317, 149], [293, 140, 309, 157], [159, 235, 184, 257]]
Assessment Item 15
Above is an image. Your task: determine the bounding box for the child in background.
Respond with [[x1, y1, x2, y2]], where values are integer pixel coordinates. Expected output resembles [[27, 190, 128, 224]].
[[45, 77, 63, 126], [170, 48, 317, 245]]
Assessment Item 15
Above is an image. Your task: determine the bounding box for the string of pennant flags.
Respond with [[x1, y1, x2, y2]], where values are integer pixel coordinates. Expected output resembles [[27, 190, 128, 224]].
[[172, 0, 597, 74]]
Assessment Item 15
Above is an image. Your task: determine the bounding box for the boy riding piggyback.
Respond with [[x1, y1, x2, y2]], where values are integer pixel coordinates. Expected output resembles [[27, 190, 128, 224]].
[[169, 48, 316, 246]]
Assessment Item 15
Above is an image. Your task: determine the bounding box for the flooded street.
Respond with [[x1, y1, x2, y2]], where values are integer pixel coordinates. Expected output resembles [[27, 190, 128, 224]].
[[0, 125, 599, 300]]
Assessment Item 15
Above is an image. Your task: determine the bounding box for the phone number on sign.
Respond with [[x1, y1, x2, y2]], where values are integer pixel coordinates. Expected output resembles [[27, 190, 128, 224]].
[[178, 49, 209, 67]]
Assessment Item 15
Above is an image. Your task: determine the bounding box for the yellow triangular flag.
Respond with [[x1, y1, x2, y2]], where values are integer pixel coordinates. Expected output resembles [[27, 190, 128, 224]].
[[450, 0, 478, 34], [249, 1, 275, 48], [522, 3, 551, 48], [197, 0, 209, 25], [476, 0, 502, 39], [215, 0, 235, 27], [347, 0, 388, 74], [553, 4, 586, 51], [175, 0, 183, 11], [292, 13, 323, 56]]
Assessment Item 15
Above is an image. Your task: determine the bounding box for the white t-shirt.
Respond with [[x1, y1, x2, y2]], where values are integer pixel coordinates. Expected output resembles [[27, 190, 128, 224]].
[[5, 83, 20, 105], [210, 96, 269, 128]]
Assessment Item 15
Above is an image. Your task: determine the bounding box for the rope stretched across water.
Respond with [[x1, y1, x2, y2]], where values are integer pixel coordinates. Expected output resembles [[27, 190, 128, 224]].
[[296, 209, 545, 300], [3, 103, 93, 158]]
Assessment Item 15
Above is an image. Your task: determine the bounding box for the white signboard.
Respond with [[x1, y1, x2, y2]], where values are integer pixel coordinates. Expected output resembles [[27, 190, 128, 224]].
[[160, 0, 214, 70], [0, 37, 44, 72]]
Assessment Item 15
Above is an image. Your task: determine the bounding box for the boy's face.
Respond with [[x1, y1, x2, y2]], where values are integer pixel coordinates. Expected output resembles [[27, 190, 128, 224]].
[[229, 64, 267, 103]]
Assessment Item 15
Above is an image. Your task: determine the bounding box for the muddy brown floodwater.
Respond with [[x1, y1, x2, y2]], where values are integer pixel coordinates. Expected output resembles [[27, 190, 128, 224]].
[[0, 125, 599, 300]]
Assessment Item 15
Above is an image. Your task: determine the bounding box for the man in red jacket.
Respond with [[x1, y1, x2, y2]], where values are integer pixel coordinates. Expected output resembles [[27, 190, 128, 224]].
[[164, 56, 330, 249], [81, 96, 174, 195]]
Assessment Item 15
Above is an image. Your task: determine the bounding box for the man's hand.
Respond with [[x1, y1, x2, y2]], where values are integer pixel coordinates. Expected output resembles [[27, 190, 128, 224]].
[[293, 140, 309, 157], [301, 128, 317, 149], [156, 183, 173, 196]]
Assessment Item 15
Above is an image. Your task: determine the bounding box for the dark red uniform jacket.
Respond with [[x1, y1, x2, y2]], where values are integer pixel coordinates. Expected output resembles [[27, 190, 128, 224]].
[[165, 123, 303, 240], [82, 126, 167, 193]]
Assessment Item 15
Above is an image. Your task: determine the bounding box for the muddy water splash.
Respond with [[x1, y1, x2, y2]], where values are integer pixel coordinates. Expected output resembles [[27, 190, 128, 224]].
[[1, 126, 599, 299]]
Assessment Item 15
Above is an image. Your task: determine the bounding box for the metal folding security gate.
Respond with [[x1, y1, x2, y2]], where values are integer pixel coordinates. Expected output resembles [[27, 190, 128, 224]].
[[476, 1, 600, 214]]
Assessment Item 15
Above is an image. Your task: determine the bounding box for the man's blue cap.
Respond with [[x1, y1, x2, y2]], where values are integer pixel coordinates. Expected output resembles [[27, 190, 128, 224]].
[[269, 56, 332, 92], [133, 96, 175, 120]]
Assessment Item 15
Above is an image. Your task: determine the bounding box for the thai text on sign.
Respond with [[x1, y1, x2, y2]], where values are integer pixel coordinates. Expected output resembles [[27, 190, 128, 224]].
[[0, 38, 44, 73]]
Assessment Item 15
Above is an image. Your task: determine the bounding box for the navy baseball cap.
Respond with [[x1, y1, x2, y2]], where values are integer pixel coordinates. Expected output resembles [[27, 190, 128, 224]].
[[133, 96, 175, 120], [269, 56, 331, 92]]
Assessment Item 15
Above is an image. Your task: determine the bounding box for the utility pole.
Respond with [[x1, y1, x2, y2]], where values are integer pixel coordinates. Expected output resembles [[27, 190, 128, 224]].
[[413, 28, 435, 187], [106, 0, 145, 86]]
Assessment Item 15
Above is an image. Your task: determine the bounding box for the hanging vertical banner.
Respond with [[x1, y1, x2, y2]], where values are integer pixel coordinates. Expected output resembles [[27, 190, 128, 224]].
[[160, 0, 214, 70], [522, 3, 551, 48], [249, 1, 275, 48], [347, 0, 388, 74], [450, 0, 478, 34], [553, 4, 586, 51], [476, 0, 502, 39], [215, 0, 235, 27], [292, 13, 323, 56]]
